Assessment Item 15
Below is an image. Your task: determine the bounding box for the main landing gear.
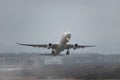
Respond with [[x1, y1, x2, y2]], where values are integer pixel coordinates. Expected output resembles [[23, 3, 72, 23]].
[[66, 50, 70, 55], [51, 49, 56, 56]]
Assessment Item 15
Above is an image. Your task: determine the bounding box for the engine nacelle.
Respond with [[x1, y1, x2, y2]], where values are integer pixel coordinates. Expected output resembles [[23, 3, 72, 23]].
[[47, 43, 52, 49], [73, 44, 78, 49]]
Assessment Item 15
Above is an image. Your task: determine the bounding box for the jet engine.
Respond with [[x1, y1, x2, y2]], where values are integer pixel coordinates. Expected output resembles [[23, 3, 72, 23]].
[[73, 44, 78, 49], [47, 43, 52, 49]]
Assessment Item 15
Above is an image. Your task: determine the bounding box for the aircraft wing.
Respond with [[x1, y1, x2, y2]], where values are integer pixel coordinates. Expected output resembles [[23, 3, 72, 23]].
[[17, 42, 58, 49], [66, 44, 95, 49]]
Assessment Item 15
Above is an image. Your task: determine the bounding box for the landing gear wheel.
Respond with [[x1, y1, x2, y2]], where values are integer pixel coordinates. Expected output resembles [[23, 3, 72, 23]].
[[51, 49, 56, 56], [66, 50, 70, 55]]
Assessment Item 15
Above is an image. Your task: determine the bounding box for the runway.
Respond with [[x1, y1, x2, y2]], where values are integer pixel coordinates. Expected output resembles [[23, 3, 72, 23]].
[[0, 53, 120, 79], [0, 76, 120, 80]]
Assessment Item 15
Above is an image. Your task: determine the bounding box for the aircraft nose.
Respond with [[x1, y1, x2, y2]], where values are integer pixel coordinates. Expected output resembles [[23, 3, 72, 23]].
[[64, 32, 71, 35], [67, 33, 71, 38], [64, 32, 71, 38]]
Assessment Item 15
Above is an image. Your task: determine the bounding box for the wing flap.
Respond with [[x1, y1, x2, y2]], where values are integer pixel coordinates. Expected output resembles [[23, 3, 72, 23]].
[[66, 44, 95, 49], [17, 42, 58, 49], [17, 42, 47, 48]]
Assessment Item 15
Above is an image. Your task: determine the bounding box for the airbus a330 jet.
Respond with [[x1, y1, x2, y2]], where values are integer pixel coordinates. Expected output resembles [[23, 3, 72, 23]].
[[17, 32, 95, 56]]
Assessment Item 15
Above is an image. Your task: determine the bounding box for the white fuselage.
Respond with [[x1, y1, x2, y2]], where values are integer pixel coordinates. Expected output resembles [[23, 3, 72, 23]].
[[54, 32, 71, 55]]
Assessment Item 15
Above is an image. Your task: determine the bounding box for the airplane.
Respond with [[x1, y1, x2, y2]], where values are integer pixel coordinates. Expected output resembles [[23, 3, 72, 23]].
[[17, 32, 95, 56]]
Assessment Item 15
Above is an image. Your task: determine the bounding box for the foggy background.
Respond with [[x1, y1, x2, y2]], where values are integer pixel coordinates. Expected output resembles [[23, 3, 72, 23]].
[[0, 0, 120, 54], [1, 53, 120, 79]]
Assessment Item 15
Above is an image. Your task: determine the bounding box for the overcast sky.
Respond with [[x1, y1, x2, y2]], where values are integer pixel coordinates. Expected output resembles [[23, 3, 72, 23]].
[[0, 0, 120, 54]]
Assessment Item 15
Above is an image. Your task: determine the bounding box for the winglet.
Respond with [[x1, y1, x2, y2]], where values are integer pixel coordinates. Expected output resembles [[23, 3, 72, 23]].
[[88, 45, 96, 47], [16, 42, 21, 45]]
